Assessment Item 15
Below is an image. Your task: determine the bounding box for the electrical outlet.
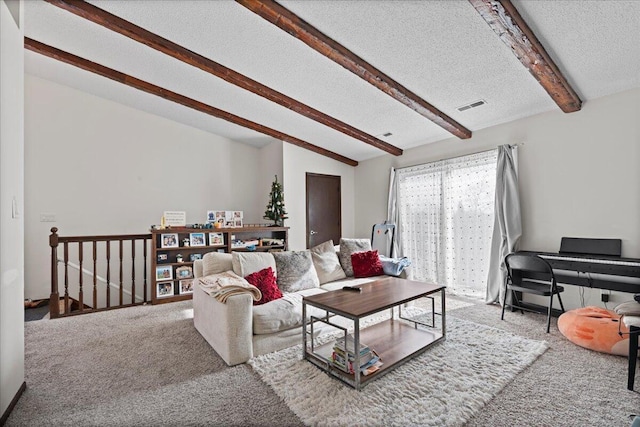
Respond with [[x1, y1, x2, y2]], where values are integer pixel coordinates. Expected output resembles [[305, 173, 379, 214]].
[[601, 293, 609, 303], [40, 213, 56, 222]]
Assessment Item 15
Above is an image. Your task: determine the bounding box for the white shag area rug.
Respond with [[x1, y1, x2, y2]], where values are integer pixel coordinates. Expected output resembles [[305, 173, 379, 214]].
[[250, 311, 548, 427]]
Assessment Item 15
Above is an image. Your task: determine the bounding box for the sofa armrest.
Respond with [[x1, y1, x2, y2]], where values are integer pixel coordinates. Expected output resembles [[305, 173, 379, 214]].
[[193, 283, 253, 366], [193, 259, 204, 278]]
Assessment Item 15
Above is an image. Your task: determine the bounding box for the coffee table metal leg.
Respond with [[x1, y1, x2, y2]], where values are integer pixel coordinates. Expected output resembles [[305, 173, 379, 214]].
[[354, 317, 361, 390], [302, 301, 308, 360], [441, 288, 446, 338]]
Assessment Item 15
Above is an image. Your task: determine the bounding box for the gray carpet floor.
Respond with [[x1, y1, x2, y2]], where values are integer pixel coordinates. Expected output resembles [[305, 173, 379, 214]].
[[6, 296, 640, 426]]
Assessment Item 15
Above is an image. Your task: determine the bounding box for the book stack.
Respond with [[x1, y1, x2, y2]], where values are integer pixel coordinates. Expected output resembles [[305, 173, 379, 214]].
[[332, 334, 382, 376]]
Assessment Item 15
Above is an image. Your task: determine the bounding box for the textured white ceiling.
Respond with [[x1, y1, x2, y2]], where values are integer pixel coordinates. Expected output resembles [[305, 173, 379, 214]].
[[23, 1, 640, 162]]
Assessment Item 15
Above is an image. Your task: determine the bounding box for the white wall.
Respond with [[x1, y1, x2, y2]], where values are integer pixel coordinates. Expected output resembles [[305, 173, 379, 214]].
[[283, 144, 355, 250], [0, 0, 25, 417], [257, 139, 284, 223], [355, 88, 640, 309], [24, 75, 265, 300]]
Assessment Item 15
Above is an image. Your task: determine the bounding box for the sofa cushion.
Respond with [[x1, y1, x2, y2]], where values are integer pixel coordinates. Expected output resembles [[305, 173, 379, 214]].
[[202, 252, 233, 276], [253, 288, 326, 334], [351, 250, 384, 278], [245, 267, 282, 306], [273, 250, 320, 293], [338, 238, 372, 277], [310, 240, 346, 285], [319, 276, 387, 291], [232, 252, 277, 278]]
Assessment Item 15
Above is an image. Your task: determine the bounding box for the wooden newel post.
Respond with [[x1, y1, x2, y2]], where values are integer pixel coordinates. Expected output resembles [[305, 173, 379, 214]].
[[49, 227, 60, 319]]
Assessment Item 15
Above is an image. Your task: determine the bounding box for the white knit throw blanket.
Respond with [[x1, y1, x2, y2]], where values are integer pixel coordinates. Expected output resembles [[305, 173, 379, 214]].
[[198, 270, 262, 303]]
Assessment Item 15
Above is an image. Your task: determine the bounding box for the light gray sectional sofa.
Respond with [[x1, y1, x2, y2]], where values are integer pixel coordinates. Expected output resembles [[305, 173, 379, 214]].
[[192, 239, 406, 366]]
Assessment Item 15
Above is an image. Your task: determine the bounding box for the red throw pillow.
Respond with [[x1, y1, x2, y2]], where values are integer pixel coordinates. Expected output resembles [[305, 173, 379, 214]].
[[351, 250, 384, 278], [245, 267, 282, 306]]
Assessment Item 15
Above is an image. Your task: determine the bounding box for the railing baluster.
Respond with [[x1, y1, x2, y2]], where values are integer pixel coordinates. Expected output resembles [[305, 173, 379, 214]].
[[143, 238, 148, 302], [64, 242, 69, 315], [93, 241, 97, 309], [119, 240, 124, 306], [78, 241, 84, 312], [131, 240, 136, 304], [106, 241, 111, 308]]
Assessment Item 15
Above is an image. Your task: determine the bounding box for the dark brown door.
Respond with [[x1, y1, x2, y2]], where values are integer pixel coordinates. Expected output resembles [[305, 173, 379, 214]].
[[306, 173, 341, 248]]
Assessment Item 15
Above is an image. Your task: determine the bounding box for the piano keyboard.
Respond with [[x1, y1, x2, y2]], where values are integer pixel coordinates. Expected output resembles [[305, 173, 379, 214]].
[[539, 254, 640, 268]]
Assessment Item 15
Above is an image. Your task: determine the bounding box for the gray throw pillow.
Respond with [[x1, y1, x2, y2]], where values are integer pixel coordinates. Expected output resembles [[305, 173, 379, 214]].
[[339, 238, 372, 277], [273, 250, 320, 293]]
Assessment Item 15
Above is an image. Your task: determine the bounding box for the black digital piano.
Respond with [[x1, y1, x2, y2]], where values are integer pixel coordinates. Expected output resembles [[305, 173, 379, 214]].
[[520, 237, 640, 294]]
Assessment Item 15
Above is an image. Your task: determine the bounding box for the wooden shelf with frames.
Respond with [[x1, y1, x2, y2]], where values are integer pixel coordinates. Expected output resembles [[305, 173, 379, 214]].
[[150, 226, 288, 304]]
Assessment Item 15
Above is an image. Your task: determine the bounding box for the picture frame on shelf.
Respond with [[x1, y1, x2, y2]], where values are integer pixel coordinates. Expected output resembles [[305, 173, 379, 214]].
[[206, 210, 216, 223], [209, 232, 224, 246], [157, 253, 168, 262], [189, 232, 206, 247], [234, 218, 243, 228], [176, 266, 193, 279], [160, 233, 179, 249], [156, 265, 173, 281], [163, 211, 186, 227], [156, 281, 174, 298], [189, 253, 202, 262], [179, 279, 194, 295]]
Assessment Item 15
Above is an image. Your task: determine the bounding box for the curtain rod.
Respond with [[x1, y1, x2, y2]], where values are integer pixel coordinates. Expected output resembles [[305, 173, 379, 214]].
[[394, 143, 524, 172]]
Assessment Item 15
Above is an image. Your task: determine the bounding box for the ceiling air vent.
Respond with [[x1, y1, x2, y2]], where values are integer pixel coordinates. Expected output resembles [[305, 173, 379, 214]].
[[382, 132, 393, 137], [456, 99, 487, 112]]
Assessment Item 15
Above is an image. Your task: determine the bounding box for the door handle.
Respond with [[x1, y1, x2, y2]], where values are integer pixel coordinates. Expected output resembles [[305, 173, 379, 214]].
[[310, 230, 318, 235]]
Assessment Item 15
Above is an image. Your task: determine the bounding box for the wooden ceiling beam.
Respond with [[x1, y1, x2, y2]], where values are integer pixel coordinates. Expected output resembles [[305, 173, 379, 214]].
[[44, 0, 401, 156], [24, 37, 358, 167], [237, 0, 472, 140], [469, 0, 582, 113]]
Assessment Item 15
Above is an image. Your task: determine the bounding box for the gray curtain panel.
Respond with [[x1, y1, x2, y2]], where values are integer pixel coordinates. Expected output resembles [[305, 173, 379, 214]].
[[485, 145, 522, 304]]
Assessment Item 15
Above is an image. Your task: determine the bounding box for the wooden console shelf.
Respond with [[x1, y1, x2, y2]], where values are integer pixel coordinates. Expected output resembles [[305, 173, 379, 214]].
[[150, 226, 288, 304]]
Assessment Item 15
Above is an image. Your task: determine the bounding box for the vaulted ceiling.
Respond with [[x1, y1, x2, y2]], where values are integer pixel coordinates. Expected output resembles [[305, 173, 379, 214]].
[[24, 1, 640, 165]]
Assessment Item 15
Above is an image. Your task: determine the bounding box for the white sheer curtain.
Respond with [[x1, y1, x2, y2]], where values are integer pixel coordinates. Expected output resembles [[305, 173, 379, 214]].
[[395, 150, 498, 298]]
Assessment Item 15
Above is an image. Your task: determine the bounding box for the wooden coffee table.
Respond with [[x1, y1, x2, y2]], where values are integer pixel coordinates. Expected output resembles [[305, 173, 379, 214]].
[[302, 277, 446, 390]]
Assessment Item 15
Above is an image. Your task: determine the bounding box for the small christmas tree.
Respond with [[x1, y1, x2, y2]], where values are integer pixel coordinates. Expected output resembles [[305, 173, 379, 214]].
[[264, 175, 288, 226]]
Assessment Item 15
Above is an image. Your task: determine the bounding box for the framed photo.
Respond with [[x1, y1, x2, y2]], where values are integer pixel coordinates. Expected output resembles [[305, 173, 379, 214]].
[[156, 281, 174, 298], [190, 253, 202, 262], [157, 253, 168, 262], [156, 265, 173, 281], [160, 233, 179, 248], [176, 266, 193, 279], [217, 248, 226, 253], [179, 279, 194, 295], [163, 211, 186, 227], [209, 232, 224, 246], [234, 218, 243, 228], [190, 232, 206, 247], [206, 210, 216, 223]]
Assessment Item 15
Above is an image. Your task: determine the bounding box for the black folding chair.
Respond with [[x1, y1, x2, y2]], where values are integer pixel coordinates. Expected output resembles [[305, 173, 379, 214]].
[[502, 253, 566, 333]]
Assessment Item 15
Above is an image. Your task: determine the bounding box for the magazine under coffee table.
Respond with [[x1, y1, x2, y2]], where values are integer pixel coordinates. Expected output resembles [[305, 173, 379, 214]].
[[302, 277, 446, 390]]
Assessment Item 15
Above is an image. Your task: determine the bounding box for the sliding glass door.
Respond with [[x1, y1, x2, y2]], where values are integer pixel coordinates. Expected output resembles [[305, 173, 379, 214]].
[[397, 150, 497, 298]]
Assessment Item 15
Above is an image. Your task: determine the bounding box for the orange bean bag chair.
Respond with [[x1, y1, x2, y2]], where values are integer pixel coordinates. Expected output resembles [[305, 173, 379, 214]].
[[558, 306, 630, 356]]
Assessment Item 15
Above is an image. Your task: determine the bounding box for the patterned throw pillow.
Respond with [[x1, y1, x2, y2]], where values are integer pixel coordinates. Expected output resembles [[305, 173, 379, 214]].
[[272, 250, 320, 293], [351, 250, 384, 278], [338, 238, 372, 277], [245, 267, 282, 306], [309, 240, 346, 285]]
